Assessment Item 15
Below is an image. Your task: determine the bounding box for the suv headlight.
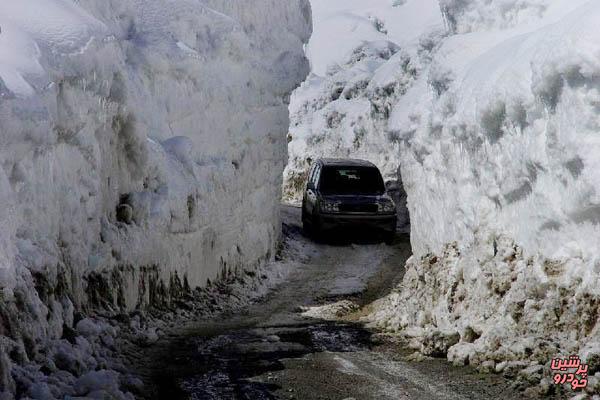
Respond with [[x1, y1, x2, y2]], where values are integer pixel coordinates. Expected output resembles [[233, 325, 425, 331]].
[[321, 200, 340, 213], [378, 199, 396, 214]]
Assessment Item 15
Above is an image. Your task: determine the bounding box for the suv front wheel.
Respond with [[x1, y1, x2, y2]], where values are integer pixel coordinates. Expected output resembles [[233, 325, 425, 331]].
[[310, 213, 323, 241], [301, 203, 312, 235]]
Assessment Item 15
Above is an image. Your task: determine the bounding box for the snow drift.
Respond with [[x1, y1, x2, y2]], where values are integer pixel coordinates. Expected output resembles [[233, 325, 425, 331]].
[[0, 0, 310, 396]]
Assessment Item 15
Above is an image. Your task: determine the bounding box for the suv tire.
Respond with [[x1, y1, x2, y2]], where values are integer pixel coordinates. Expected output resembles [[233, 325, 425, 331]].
[[302, 205, 314, 236], [383, 230, 395, 245], [311, 214, 323, 241]]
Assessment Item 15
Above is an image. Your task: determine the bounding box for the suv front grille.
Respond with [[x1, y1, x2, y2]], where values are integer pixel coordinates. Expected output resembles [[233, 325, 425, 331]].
[[338, 203, 378, 213]]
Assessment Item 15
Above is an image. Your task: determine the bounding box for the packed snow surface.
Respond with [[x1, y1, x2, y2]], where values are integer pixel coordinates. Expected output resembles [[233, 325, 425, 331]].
[[288, 0, 600, 393], [0, 0, 311, 397]]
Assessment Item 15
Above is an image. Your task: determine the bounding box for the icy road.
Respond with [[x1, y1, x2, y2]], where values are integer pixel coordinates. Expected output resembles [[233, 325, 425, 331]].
[[134, 206, 527, 400]]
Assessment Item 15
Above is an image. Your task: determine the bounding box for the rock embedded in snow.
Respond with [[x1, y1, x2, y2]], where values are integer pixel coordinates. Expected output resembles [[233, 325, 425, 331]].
[[115, 204, 134, 225]]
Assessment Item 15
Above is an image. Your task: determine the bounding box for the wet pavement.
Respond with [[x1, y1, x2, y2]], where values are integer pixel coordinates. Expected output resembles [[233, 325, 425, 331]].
[[133, 206, 527, 400]]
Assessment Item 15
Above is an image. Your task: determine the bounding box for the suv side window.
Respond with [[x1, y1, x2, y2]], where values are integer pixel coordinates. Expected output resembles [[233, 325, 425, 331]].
[[313, 165, 322, 190], [307, 164, 317, 189]]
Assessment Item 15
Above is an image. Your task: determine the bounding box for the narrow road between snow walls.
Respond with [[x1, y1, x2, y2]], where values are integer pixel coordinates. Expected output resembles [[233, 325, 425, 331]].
[[125, 206, 535, 400]]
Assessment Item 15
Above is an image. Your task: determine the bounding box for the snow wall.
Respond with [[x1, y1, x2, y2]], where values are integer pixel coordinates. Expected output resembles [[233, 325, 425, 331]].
[[0, 0, 310, 393], [368, 0, 600, 394]]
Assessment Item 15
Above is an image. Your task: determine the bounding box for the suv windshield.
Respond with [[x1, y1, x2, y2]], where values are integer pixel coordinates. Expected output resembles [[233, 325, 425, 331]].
[[319, 166, 385, 195]]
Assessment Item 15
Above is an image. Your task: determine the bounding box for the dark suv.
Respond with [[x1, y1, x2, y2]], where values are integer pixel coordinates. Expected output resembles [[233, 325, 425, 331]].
[[301, 159, 397, 243]]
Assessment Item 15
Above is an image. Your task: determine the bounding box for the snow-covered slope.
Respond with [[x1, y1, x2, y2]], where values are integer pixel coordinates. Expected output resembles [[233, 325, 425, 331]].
[[288, 0, 600, 393], [0, 0, 310, 396]]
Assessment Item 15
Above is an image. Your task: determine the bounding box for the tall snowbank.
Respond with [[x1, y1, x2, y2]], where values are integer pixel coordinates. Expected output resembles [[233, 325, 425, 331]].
[[0, 0, 310, 396], [369, 0, 600, 394], [393, 0, 600, 267]]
